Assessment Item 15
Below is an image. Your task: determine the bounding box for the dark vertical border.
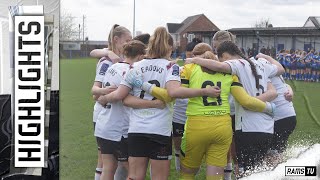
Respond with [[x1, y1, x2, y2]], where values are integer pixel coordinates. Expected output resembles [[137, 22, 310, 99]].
[[0, 95, 12, 177]]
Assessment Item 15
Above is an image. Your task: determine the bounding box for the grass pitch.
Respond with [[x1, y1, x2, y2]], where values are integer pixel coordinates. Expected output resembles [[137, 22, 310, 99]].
[[60, 58, 320, 180]]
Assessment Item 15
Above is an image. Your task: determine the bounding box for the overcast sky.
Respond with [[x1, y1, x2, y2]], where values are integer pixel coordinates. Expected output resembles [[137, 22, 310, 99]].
[[61, 0, 319, 41]]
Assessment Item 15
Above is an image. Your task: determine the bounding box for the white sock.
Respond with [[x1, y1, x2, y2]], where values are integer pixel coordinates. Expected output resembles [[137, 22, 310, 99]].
[[95, 167, 102, 180], [224, 163, 232, 180], [175, 150, 181, 171]]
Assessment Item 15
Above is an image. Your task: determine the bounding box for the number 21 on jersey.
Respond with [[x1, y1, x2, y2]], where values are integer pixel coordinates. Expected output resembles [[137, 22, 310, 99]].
[[201, 80, 222, 106]]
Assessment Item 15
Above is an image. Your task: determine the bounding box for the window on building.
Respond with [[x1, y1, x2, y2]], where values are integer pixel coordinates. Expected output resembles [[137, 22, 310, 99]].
[[188, 33, 195, 43], [203, 36, 211, 45]]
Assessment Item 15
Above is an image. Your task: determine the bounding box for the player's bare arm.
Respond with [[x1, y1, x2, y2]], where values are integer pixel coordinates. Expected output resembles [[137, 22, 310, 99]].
[[123, 95, 166, 109], [256, 53, 285, 76], [230, 76, 274, 113], [91, 82, 117, 97], [90, 48, 121, 63], [256, 82, 278, 102], [166, 80, 221, 99], [90, 48, 109, 58], [104, 84, 131, 103], [185, 57, 231, 73]]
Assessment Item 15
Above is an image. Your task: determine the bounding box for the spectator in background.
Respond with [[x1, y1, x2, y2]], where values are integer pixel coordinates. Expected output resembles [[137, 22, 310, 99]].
[[181, 52, 186, 60], [248, 48, 253, 58], [172, 51, 177, 59], [171, 38, 202, 62], [176, 38, 203, 61], [253, 47, 258, 57], [247, 47, 251, 57], [241, 47, 245, 56], [186, 38, 202, 57], [290, 49, 295, 55], [266, 46, 271, 56], [271, 46, 276, 58], [260, 46, 266, 54]]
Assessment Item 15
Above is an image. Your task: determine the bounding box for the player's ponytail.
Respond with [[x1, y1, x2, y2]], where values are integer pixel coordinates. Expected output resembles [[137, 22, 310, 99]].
[[108, 24, 119, 51], [217, 41, 260, 90], [147, 27, 173, 59], [108, 24, 130, 52]]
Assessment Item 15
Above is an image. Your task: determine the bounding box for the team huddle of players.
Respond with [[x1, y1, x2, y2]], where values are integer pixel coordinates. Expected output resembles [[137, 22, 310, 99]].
[[90, 25, 297, 180], [277, 49, 320, 82]]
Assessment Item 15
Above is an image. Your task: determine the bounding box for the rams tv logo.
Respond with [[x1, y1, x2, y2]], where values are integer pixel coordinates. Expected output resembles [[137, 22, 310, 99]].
[[285, 166, 317, 176], [14, 16, 45, 167]]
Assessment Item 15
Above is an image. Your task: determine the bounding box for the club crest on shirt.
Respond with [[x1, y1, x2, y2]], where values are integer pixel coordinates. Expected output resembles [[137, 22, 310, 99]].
[[172, 64, 180, 76], [99, 63, 109, 75]]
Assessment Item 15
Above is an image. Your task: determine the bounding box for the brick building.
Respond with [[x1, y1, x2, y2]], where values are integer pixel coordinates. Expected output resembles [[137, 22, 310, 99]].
[[167, 14, 220, 53]]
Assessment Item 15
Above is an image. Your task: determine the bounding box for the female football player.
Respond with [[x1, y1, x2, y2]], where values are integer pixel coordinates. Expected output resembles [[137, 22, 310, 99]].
[[185, 41, 285, 177], [166, 42, 276, 180]]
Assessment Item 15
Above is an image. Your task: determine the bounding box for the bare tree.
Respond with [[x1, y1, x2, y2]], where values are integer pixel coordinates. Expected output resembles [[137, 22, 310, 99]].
[[254, 18, 273, 28], [59, 10, 79, 41]]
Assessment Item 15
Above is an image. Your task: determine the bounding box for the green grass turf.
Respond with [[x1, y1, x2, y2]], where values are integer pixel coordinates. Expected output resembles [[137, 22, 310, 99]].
[[60, 58, 320, 180]]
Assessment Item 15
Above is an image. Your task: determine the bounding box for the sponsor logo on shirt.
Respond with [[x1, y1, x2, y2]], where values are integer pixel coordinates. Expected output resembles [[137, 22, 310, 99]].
[[204, 110, 227, 116], [99, 63, 109, 75], [138, 109, 156, 116]]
